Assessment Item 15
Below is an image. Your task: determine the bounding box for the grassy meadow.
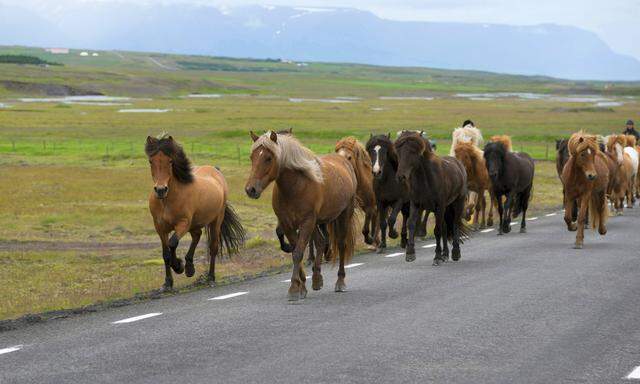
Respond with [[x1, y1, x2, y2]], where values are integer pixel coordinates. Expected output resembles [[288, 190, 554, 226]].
[[0, 45, 638, 320]]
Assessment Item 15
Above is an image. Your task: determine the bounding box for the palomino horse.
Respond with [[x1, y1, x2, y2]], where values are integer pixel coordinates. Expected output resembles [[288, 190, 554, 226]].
[[366, 134, 410, 253], [605, 134, 634, 214], [483, 139, 535, 235], [453, 141, 494, 229], [449, 123, 483, 156], [146, 134, 245, 290], [245, 131, 358, 301], [335, 137, 379, 247], [561, 132, 609, 249], [395, 131, 469, 265]]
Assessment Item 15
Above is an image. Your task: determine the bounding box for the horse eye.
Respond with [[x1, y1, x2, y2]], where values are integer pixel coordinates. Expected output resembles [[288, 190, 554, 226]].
[[265, 157, 272, 163]]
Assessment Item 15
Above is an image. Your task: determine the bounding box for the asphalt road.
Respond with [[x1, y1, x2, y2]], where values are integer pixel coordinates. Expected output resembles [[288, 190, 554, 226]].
[[2, 209, 640, 383]]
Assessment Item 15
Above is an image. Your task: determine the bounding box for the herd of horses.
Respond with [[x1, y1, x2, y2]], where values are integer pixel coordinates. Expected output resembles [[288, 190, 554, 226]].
[[144, 122, 629, 301]]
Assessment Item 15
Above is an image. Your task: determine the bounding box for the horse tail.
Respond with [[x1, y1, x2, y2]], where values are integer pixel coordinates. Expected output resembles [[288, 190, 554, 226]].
[[219, 203, 246, 256], [328, 197, 358, 265], [446, 202, 471, 243], [589, 191, 609, 232]]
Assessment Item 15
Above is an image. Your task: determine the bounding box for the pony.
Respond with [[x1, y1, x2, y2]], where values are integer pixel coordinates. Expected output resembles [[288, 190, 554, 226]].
[[366, 134, 411, 253], [605, 134, 634, 214], [449, 124, 483, 156], [335, 137, 379, 246], [623, 134, 639, 206], [556, 138, 578, 223], [490, 135, 513, 152], [146, 134, 245, 290], [245, 131, 358, 301], [453, 141, 494, 229], [561, 132, 609, 248], [483, 139, 535, 235], [395, 131, 469, 265]]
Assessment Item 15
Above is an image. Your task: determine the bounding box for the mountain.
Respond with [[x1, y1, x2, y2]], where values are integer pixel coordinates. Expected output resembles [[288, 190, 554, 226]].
[[1, 3, 639, 81]]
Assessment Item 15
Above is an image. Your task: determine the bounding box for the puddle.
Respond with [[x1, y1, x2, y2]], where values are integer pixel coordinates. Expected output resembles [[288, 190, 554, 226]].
[[0, 103, 10, 108], [454, 92, 619, 104], [183, 94, 222, 99], [289, 98, 355, 103], [335, 96, 362, 101], [379, 96, 434, 101], [19, 96, 132, 103], [118, 109, 171, 113], [595, 101, 623, 107], [469, 97, 494, 101]]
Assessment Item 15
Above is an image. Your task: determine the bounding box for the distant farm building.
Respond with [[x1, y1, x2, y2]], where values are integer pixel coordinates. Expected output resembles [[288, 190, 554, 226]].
[[45, 48, 69, 54], [92, 53, 99, 57], [80, 52, 89, 57]]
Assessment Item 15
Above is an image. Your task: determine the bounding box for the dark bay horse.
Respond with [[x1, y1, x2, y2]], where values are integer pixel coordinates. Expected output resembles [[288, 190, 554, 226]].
[[146, 134, 245, 290], [245, 131, 358, 301], [483, 140, 535, 235], [365, 134, 410, 254], [395, 131, 469, 265], [561, 133, 609, 248]]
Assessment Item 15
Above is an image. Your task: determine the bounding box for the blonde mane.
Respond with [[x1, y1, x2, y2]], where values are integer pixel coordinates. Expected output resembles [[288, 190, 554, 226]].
[[251, 131, 323, 183], [449, 125, 483, 156]]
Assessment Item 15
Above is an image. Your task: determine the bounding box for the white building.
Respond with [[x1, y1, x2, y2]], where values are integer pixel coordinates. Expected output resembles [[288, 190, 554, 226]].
[[79, 52, 89, 57], [45, 48, 69, 54]]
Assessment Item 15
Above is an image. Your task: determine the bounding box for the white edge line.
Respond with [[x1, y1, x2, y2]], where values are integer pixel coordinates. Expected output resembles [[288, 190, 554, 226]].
[[422, 244, 436, 248], [384, 252, 404, 258], [0, 345, 22, 355], [545, 213, 557, 217], [480, 228, 494, 233], [208, 291, 249, 300], [510, 222, 518, 226], [281, 276, 311, 283], [527, 217, 539, 221], [345, 263, 364, 269], [112, 312, 162, 324], [626, 366, 640, 379]]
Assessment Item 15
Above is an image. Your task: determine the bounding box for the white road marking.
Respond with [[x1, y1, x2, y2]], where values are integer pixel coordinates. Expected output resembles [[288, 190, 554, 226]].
[[626, 366, 640, 379], [0, 345, 22, 355], [208, 291, 249, 300], [422, 244, 436, 248], [345, 263, 364, 269], [384, 252, 404, 258], [281, 276, 311, 283], [545, 213, 557, 217], [112, 313, 162, 324], [527, 217, 539, 221], [510, 222, 518, 226], [481, 228, 494, 233]]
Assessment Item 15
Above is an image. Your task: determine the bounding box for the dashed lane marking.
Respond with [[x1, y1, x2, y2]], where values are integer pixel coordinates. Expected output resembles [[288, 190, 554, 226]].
[[208, 292, 249, 301], [112, 313, 162, 324], [0, 345, 22, 355]]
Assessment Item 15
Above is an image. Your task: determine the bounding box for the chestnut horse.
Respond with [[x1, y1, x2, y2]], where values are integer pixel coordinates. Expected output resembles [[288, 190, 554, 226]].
[[556, 138, 579, 223], [623, 135, 639, 206], [146, 134, 245, 290], [335, 137, 379, 246], [395, 131, 469, 266], [483, 140, 535, 235], [606, 134, 634, 214], [245, 131, 357, 301], [561, 133, 609, 248], [453, 141, 494, 229]]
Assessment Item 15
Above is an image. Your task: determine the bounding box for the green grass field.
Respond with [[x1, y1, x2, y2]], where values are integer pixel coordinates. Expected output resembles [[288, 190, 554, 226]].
[[0, 45, 638, 320]]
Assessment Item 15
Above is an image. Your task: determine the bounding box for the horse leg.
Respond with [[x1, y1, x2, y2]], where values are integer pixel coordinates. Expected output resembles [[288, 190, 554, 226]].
[[574, 191, 590, 249], [362, 208, 373, 245], [168, 220, 190, 274], [596, 191, 607, 235], [441, 210, 450, 261], [307, 232, 316, 267], [371, 206, 381, 248], [433, 209, 446, 266], [400, 205, 410, 249], [451, 196, 465, 261], [311, 230, 324, 291], [405, 202, 420, 262], [377, 204, 389, 253], [415, 210, 426, 238], [487, 191, 496, 227], [157, 231, 174, 291], [564, 193, 577, 232], [479, 191, 487, 229], [502, 193, 514, 234], [287, 219, 314, 301], [496, 193, 504, 235], [206, 220, 222, 286], [388, 200, 403, 239], [184, 228, 202, 278], [473, 194, 481, 230], [519, 189, 531, 234], [276, 223, 294, 253], [319, 224, 331, 262]]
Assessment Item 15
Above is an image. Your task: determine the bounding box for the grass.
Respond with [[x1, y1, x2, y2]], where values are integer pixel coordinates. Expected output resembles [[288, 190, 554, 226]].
[[0, 44, 637, 321]]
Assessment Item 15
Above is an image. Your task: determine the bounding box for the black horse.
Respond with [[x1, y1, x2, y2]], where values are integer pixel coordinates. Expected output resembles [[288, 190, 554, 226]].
[[395, 131, 469, 265], [365, 134, 410, 253], [484, 141, 535, 235]]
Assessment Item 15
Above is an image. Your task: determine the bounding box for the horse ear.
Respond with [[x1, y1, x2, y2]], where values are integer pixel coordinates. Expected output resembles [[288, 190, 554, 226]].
[[288, 127, 293, 134], [250, 131, 259, 142], [146, 136, 154, 144], [579, 137, 584, 143], [270, 130, 278, 143]]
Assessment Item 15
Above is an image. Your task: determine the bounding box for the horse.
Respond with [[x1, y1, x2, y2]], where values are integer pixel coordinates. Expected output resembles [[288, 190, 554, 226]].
[[556, 138, 579, 223], [453, 141, 494, 229], [449, 123, 483, 156], [335, 137, 379, 247], [483, 139, 535, 235], [245, 131, 358, 301], [623, 135, 639, 206], [561, 133, 609, 248], [146, 134, 245, 290], [366, 134, 411, 253], [395, 131, 469, 265], [605, 134, 634, 214]]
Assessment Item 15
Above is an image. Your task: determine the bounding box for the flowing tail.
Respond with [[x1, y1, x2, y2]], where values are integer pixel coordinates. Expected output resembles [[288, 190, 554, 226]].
[[210, 203, 246, 256], [328, 197, 358, 265], [446, 205, 471, 243]]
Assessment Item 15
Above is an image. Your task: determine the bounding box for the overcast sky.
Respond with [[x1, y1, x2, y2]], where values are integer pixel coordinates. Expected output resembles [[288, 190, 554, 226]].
[[4, 0, 640, 60]]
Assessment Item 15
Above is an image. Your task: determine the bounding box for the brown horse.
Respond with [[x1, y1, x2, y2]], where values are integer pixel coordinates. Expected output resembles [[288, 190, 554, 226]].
[[335, 136, 379, 246], [561, 133, 609, 249], [606, 134, 634, 214], [146, 134, 245, 290], [453, 141, 494, 229], [245, 131, 358, 301]]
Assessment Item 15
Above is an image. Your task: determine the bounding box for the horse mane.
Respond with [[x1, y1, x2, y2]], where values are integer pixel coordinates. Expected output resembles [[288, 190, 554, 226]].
[[396, 131, 434, 160], [483, 141, 507, 160], [252, 131, 323, 183], [367, 134, 398, 171], [490, 135, 512, 152], [335, 137, 373, 173], [568, 132, 598, 157], [145, 133, 194, 184], [626, 134, 637, 147], [605, 134, 626, 164], [450, 125, 483, 156]]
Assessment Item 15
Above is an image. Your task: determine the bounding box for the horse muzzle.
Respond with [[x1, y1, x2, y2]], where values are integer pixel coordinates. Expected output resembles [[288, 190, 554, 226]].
[[154, 185, 168, 199], [245, 185, 262, 199], [586, 173, 597, 181]]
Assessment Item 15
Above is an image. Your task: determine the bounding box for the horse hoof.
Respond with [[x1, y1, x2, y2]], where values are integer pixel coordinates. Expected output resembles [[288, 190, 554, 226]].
[[312, 274, 323, 291], [388, 229, 399, 239], [300, 287, 307, 299], [185, 262, 195, 278], [451, 249, 461, 261], [288, 291, 300, 302], [573, 243, 583, 250], [405, 252, 416, 262], [376, 247, 386, 254], [172, 258, 184, 274], [161, 283, 174, 293], [519, 228, 527, 234], [400, 238, 407, 249], [599, 228, 607, 235], [432, 258, 442, 266], [334, 280, 347, 293]]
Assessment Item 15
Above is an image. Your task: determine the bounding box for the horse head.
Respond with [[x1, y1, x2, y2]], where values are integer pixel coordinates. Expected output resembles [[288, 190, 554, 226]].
[[145, 134, 193, 199], [483, 141, 507, 182], [569, 133, 599, 181], [246, 130, 280, 199], [394, 131, 427, 185], [366, 133, 396, 179]]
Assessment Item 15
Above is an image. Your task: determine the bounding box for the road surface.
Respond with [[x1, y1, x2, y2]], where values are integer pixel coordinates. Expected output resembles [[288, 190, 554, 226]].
[[2, 210, 640, 383]]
